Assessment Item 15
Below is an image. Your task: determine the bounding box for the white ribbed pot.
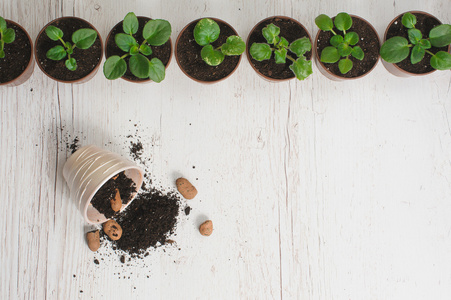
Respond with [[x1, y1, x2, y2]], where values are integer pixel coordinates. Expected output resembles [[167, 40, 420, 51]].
[[63, 145, 144, 224]]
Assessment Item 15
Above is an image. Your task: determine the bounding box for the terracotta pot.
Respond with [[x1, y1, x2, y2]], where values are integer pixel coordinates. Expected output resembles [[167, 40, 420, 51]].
[[246, 16, 313, 82], [35, 17, 103, 83], [105, 16, 172, 83], [0, 19, 34, 87], [381, 11, 450, 77], [314, 15, 380, 81], [175, 17, 242, 84]]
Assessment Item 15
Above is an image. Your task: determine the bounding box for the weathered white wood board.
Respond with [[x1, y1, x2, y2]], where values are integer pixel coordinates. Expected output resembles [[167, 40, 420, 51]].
[[1, 0, 451, 299]]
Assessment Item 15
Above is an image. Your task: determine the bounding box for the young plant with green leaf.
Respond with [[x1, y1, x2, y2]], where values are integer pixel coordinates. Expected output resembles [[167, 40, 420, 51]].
[[0, 17, 16, 58], [315, 13, 364, 74], [103, 12, 171, 82], [249, 23, 313, 80], [45, 25, 97, 71], [193, 18, 245, 66], [380, 12, 451, 70]]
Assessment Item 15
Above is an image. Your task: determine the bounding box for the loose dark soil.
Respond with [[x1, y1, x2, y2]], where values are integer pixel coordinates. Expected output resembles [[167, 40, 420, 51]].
[[247, 17, 312, 80], [91, 172, 137, 219], [176, 18, 241, 82], [0, 21, 32, 84], [35, 17, 102, 82], [385, 12, 448, 74], [316, 16, 380, 78], [111, 190, 180, 255], [105, 17, 172, 82]]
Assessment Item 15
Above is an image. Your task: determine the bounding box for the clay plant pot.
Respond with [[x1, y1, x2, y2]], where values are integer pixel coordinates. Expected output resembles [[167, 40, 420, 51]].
[[0, 19, 34, 87], [314, 15, 380, 81], [35, 17, 103, 83], [105, 16, 172, 83], [381, 11, 450, 77], [175, 17, 242, 84], [246, 16, 313, 82]]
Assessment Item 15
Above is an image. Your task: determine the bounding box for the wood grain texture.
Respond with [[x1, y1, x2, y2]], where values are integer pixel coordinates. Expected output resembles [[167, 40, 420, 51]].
[[1, 0, 451, 299]]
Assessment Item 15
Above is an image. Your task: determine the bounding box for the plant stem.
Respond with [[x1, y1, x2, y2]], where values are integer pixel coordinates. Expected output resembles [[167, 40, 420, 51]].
[[425, 50, 435, 56], [286, 54, 296, 63], [331, 29, 337, 35], [121, 53, 129, 59]]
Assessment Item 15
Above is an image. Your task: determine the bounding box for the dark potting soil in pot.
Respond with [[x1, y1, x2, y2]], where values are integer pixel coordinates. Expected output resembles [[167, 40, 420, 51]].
[[385, 12, 448, 74], [91, 172, 137, 219], [316, 16, 380, 78], [0, 21, 32, 84], [247, 17, 312, 80], [110, 189, 180, 255], [105, 17, 172, 82], [35, 18, 102, 81], [176, 19, 241, 82]]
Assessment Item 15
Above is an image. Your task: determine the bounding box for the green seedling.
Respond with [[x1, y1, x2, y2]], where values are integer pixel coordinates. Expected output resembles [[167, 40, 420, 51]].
[[45, 25, 97, 71], [249, 23, 313, 80], [103, 12, 171, 82], [315, 13, 364, 74], [0, 16, 16, 58], [193, 18, 245, 66], [380, 12, 451, 70]]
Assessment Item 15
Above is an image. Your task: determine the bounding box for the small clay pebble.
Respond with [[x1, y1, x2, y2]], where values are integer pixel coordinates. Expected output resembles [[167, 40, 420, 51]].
[[86, 230, 100, 252], [176, 177, 197, 199], [199, 220, 213, 236], [110, 188, 122, 212], [103, 220, 123, 240]]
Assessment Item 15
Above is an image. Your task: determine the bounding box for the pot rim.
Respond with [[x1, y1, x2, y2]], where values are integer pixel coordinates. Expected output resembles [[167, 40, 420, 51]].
[[246, 15, 313, 82], [104, 16, 173, 83], [34, 16, 104, 84], [314, 14, 381, 81], [175, 17, 242, 84], [0, 19, 35, 87]]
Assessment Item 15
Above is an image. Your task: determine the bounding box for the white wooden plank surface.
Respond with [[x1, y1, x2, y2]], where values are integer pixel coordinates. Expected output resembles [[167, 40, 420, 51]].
[[1, 0, 451, 299]]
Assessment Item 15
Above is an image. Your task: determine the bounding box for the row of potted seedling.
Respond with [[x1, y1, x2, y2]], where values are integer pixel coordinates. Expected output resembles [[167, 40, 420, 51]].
[[1, 11, 450, 86]]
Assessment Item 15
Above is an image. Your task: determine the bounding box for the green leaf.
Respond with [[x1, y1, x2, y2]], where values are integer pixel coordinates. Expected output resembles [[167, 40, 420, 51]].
[[3, 28, 15, 44], [46, 45, 67, 60], [289, 57, 312, 80], [0, 49, 4, 58], [338, 58, 353, 74], [129, 54, 151, 78], [351, 46, 364, 60], [274, 48, 287, 64], [334, 13, 352, 31], [407, 28, 422, 44], [139, 44, 152, 56], [249, 43, 272, 61], [289, 37, 311, 56], [337, 42, 352, 56], [148, 58, 166, 83], [130, 45, 139, 55], [66, 44, 73, 55], [430, 51, 451, 70], [221, 35, 245, 56], [65, 57, 77, 71], [344, 32, 359, 45], [0, 17, 6, 32], [45, 25, 63, 41], [72, 28, 97, 49], [410, 44, 425, 64], [278, 37, 289, 48], [419, 39, 431, 49], [194, 18, 220, 46], [123, 12, 138, 35], [103, 56, 127, 79], [315, 14, 333, 31], [330, 35, 343, 47], [429, 24, 451, 48], [115, 33, 137, 52], [320, 46, 340, 63], [201, 44, 225, 66], [143, 19, 171, 46], [401, 12, 417, 29], [262, 23, 280, 44], [380, 36, 410, 63]]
